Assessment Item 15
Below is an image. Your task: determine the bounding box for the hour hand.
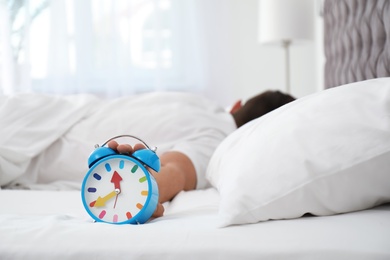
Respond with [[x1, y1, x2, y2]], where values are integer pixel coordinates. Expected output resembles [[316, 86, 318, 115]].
[[92, 190, 117, 207]]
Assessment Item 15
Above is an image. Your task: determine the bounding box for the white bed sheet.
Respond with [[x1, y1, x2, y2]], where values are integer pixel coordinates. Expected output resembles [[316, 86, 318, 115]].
[[0, 188, 389, 260]]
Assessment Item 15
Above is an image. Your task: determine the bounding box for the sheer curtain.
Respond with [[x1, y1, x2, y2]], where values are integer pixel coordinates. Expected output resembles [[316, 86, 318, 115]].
[[0, 0, 212, 98]]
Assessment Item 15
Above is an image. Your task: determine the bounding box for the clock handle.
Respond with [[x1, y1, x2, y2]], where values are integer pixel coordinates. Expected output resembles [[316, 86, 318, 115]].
[[89, 135, 161, 172], [101, 134, 157, 152]]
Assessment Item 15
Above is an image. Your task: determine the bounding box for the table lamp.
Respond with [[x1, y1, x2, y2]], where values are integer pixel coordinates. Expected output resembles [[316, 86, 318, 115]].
[[259, 0, 314, 93]]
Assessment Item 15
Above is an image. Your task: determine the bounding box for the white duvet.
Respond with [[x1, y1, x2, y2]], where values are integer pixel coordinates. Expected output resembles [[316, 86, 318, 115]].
[[0, 92, 235, 189], [0, 93, 100, 187]]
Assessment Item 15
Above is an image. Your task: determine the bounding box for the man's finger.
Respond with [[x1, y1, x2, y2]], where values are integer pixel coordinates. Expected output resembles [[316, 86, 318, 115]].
[[117, 144, 134, 154], [134, 143, 147, 151], [152, 203, 164, 218], [107, 140, 119, 150]]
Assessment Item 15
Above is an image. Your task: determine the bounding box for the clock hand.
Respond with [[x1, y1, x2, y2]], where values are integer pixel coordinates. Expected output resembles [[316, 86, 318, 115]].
[[113, 194, 119, 209], [93, 190, 118, 207], [111, 171, 123, 209], [111, 171, 123, 191]]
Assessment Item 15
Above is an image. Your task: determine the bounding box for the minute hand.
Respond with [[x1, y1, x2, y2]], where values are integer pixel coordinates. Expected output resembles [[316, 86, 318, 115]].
[[94, 191, 117, 207]]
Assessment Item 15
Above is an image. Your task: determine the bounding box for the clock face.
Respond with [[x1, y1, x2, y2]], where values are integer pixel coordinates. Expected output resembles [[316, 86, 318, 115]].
[[81, 155, 154, 224]]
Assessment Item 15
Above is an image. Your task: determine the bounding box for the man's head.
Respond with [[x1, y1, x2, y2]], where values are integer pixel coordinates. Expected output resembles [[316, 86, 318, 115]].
[[231, 90, 296, 128]]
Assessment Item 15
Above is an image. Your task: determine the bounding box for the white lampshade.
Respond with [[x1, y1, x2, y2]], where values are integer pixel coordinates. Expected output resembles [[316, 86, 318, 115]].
[[259, 0, 314, 45]]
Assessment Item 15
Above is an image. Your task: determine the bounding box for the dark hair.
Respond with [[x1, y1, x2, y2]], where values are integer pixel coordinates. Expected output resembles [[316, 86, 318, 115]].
[[232, 90, 295, 128]]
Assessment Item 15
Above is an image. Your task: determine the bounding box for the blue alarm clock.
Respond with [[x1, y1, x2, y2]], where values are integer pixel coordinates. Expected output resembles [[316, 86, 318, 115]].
[[81, 135, 160, 224]]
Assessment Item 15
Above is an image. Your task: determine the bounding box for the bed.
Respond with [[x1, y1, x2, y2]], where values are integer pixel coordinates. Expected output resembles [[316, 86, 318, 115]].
[[1, 0, 390, 259], [1, 188, 390, 259]]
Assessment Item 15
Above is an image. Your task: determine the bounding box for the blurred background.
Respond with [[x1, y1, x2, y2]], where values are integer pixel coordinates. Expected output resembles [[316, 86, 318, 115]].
[[0, 0, 323, 106]]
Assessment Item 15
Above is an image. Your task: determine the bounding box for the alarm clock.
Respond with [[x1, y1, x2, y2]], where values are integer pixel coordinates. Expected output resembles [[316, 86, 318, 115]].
[[81, 135, 160, 224]]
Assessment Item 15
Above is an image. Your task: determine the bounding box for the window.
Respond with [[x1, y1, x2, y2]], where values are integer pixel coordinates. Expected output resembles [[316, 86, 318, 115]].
[[3, 0, 204, 96]]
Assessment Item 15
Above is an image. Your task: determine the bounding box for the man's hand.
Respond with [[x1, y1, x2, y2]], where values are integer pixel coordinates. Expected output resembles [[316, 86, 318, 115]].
[[107, 140, 165, 219], [108, 140, 146, 154]]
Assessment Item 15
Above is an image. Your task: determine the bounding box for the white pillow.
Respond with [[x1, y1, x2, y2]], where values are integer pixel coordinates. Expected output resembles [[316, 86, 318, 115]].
[[207, 78, 390, 227]]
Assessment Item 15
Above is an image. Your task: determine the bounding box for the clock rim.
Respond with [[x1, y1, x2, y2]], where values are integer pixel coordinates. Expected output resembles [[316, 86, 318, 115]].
[[81, 154, 159, 225]]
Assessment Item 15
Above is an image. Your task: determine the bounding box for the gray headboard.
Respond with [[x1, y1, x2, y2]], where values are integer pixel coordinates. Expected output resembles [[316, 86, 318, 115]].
[[324, 0, 390, 88]]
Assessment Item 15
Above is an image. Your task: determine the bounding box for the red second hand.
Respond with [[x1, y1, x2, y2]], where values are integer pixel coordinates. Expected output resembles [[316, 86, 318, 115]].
[[113, 194, 119, 209]]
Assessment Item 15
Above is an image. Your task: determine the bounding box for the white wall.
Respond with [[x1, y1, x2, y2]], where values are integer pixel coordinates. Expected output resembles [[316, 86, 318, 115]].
[[199, 0, 324, 106]]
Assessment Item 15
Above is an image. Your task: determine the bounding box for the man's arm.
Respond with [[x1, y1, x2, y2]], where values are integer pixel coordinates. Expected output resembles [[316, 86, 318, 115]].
[[153, 151, 197, 202]]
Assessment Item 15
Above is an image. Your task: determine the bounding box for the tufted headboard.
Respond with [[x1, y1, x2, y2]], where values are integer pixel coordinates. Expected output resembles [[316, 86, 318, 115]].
[[323, 0, 390, 88]]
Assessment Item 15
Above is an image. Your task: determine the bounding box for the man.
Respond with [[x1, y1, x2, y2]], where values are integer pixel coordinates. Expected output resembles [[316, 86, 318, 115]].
[[0, 90, 294, 212], [107, 90, 295, 217]]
